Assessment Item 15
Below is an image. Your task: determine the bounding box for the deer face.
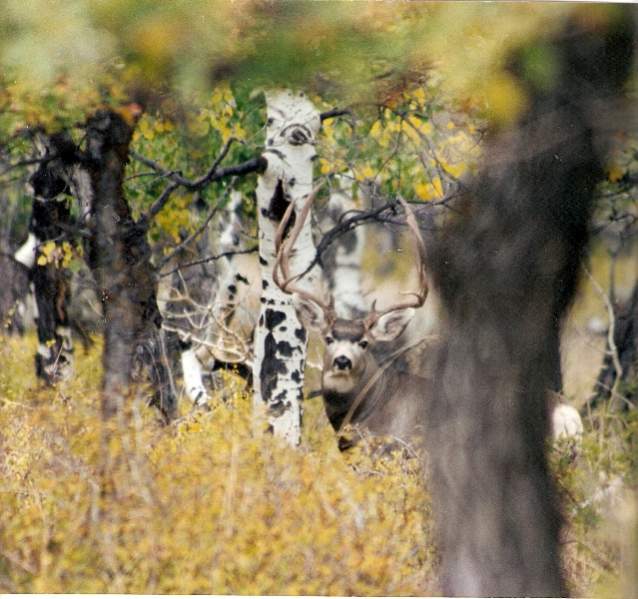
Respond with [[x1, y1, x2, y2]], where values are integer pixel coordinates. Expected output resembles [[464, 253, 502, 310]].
[[293, 294, 415, 394]]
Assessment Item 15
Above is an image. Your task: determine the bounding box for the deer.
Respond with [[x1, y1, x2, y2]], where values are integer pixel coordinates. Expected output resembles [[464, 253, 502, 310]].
[[273, 191, 434, 450]]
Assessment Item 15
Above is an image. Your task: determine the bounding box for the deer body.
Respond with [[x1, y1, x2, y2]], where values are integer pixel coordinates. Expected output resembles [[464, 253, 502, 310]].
[[274, 192, 431, 449], [295, 302, 430, 447], [323, 356, 428, 443]]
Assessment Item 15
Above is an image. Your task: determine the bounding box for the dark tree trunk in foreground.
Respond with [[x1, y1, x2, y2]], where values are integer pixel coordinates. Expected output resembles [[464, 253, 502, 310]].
[[424, 15, 634, 598], [80, 110, 176, 420], [44, 110, 176, 420], [591, 280, 638, 411]]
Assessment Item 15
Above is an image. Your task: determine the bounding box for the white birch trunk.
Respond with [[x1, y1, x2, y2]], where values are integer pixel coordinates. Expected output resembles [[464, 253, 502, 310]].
[[181, 190, 250, 405], [211, 190, 247, 327], [327, 173, 367, 318], [252, 90, 322, 446]]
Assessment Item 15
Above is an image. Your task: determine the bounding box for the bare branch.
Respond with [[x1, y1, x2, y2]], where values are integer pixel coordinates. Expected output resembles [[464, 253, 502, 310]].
[[157, 196, 223, 270], [320, 108, 352, 122], [131, 139, 266, 192], [134, 136, 266, 226], [144, 181, 180, 225], [0, 153, 58, 176], [584, 266, 624, 405], [159, 247, 258, 278]]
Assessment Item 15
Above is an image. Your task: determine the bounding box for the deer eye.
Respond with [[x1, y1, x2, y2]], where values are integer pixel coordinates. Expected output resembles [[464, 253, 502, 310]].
[[325, 336, 334, 345], [358, 340, 369, 349]]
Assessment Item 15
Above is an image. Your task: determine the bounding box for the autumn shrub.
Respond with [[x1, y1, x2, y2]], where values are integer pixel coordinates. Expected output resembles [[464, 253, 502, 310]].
[[0, 334, 436, 595], [2, 333, 636, 595], [552, 405, 638, 597]]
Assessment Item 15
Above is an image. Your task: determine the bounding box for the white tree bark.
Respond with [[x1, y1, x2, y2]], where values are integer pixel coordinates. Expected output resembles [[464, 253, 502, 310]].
[[211, 190, 248, 328], [326, 173, 367, 318], [252, 89, 322, 446], [180, 190, 251, 405]]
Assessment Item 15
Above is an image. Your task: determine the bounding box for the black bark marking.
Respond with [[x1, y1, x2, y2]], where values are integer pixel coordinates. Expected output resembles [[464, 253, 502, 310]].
[[266, 179, 294, 231], [236, 273, 249, 285], [265, 309, 286, 330], [260, 329, 288, 404], [259, 256, 268, 266], [228, 284, 237, 295], [291, 369, 301, 383], [294, 327, 307, 343], [262, 280, 269, 290], [276, 340, 294, 357]]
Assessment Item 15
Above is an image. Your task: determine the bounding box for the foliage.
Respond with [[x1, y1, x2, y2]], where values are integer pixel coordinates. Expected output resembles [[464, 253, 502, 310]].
[[0, 3, 625, 127], [551, 408, 638, 597], [1, 333, 637, 595], [0, 334, 436, 594]]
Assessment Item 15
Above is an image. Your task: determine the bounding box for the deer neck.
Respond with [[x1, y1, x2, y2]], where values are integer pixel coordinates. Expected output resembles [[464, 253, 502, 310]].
[[322, 354, 386, 430]]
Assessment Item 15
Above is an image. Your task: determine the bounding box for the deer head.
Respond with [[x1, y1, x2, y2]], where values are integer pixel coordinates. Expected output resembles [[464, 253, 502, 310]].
[[273, 189, 429, 395]]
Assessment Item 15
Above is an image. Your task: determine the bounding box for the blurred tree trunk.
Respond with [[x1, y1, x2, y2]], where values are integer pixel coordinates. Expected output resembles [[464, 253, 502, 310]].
[[424, 14, 635, 598]]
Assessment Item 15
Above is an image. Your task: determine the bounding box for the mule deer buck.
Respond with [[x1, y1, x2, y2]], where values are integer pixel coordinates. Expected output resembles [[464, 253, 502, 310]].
[[274, 193, 433, 449]]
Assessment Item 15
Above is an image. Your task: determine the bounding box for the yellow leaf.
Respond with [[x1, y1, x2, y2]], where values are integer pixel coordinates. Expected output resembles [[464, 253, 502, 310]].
[[369, 120, 383, 139], [41, 240, 56, 258], [356, 165, 376, 181], [483, 74, 528, 126], [607, 165, 624, 183], [36, 255, 48, 266], [414, 177, 443, 201], [319, 158, 331, 175]]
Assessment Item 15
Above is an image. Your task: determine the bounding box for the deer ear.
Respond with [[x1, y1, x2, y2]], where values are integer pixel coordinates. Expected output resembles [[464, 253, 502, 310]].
[[369, 308, 415, 342], [292, 294, 327, 332]]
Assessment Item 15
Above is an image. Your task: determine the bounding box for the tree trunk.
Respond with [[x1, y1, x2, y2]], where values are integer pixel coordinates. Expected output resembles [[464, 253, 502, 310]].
[[324, 172, 367, 319], [30, 197, 75, 384], [252, 90, 322, 445], [54, 110, 176, 420], [423, 16, 635, 597], [19, 148, 75, 383]]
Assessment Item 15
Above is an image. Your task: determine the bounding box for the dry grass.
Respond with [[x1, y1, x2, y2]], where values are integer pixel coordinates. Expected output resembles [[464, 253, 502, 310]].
[[0, 311, 636, 594]]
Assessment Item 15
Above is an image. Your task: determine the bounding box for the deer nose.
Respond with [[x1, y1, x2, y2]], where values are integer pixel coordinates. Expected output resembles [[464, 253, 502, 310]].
[[333, 355, 352, 371]]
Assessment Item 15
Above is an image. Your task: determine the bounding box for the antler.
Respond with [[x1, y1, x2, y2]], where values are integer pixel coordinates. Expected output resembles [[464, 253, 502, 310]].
[[364, 196, 429, 329], [272, 183, 334, 316]]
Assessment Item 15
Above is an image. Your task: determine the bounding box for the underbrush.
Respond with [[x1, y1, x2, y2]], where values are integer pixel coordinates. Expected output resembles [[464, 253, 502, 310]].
[[0, 334, 436, 594], [1, 334, 636, 595], [552, 408, 638, 597]]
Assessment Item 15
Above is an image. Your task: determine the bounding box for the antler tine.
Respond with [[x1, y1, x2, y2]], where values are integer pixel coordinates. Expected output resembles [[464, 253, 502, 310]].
[[272, 183, 333, 314], [365, 197, 429, 328]]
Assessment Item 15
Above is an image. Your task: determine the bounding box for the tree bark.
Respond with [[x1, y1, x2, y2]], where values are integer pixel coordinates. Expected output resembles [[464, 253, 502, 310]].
[[252, 90, 322, 445], [51, 110, 176, 420], [423, 15, 635, 597], [324, 172, 367, 319], [18, 148, 75, 383]]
